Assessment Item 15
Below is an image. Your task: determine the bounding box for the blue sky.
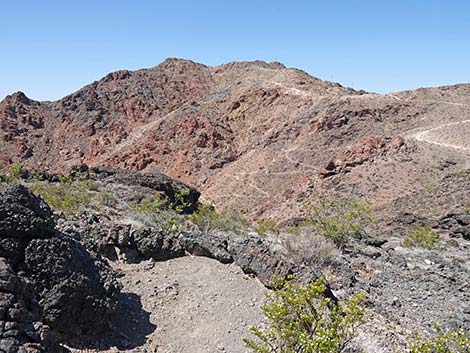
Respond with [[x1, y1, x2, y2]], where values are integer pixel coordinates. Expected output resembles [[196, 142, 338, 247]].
[[2, 0, 470, 100]]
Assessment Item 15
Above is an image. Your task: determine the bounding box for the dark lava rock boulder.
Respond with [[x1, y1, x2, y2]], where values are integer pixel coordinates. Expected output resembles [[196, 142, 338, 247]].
[[179, 232, 232, 264], [58, 216, 185, 262], [0, 185, 54, 240], [0, 257, 59, 353], [92, 167, 200, 213], [0, 185, 121, 340], [439, 212, 470, 240], [22, 237, 120, 336], [228, 235, 294, 286], [0, 185, 55, 267]]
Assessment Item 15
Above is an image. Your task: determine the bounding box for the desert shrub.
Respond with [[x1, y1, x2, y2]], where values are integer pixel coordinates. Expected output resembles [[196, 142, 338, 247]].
[[402, 225, 441, 249], [409, 324, 470, 353], [244, 276, 366, 353], [7, 162, 23, 181], [168, 181, 192, 213], [98, 191, 118, 207], [255, 218, 279, 235], [188, 204, 248, 234], [283, 233, 339, 267], [300, 196, 374, 248], [28, 181, 96, 215], [129, 193, 169, 214], [129, 192, 185, 236]]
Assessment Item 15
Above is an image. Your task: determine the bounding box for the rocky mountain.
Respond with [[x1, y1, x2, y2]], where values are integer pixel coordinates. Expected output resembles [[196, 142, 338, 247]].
[[4, 58, 468, 220], [1, 59, 469, 352]]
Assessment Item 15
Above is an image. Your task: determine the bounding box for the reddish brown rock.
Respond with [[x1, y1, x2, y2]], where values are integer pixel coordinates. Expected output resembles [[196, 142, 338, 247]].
[[1, 58, 469, 221]]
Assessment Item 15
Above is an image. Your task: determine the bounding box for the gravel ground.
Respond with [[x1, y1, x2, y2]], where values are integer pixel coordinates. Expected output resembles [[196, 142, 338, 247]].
[[68, 256, 267, 353]]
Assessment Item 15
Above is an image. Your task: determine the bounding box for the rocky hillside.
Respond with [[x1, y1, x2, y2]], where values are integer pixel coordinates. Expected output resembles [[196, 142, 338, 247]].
[[0, 166, 468, 352], [1, 59, 469, 352], [3, 58, 469, 220]]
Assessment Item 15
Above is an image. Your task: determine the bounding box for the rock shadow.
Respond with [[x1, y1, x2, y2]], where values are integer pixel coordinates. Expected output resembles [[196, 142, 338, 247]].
[[62, 291, 156, 351]]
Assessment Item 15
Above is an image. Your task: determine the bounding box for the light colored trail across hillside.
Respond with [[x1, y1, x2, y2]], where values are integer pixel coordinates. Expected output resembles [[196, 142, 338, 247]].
[[410, 119, 470, 154]]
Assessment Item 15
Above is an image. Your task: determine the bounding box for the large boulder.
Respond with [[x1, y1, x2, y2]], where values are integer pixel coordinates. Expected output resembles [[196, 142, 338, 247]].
[[179, 231, 233, 264], [439, 212, 470, 240], [22, 237, 120, 336], [0, 258, 59, 353], [0, 185, 121, 341], [58, 216, 185, 262], [0, 186, 55, 267], [0, 185, 54, 240]]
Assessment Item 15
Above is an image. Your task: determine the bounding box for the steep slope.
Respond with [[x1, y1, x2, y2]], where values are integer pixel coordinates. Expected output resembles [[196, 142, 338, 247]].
[[1, 59, 469, 220]]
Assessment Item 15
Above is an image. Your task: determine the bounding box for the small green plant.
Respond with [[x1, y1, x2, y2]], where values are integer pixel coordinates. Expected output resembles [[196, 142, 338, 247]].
[[129, 191, 186, 236], [7, 162, 23, 180], [254, 218, 278, 235], [402, 225, 441, 249], [244, 276, 366, 353], [301, 196, 374, 248], [129, 193, 169, 214], [409, 324, 470, 353], [188, 204, 248, 233], [168, 181, 191, 213], [98, 191, 118, 207]]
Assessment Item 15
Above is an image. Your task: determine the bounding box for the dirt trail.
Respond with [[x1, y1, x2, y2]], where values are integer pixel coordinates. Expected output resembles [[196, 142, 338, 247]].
[[410, 119, 470, 154], [68, 256, 267, 353]]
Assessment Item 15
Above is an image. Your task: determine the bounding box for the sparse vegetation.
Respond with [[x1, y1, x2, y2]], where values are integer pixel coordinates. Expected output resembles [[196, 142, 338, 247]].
[[402, 225, 442, 249], [188, 204, 248, 234], [283, 233, 339, 267], [28, 180, 96, 215], [129, 192, 186, 236], [254, 218, 278, 235], [129, 193, 170, 214], [293, 196, 374, 248], [409, 324, 470, 353], [98, 191, 118, 207], [244, 276, 366, 353], [167, 181, 192, 213], [7, 162, 24, 180]]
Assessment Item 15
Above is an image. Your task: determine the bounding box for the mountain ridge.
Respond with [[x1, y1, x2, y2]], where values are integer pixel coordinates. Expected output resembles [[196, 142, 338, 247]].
[[1, 58, 469, 220]]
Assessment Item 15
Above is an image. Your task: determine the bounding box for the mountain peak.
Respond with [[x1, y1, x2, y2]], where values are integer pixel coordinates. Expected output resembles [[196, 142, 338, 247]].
[[3, 91, 32, 105]]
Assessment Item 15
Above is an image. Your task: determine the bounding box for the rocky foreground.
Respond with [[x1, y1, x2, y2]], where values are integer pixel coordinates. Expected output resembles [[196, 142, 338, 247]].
[[0, 167, 468, 352]]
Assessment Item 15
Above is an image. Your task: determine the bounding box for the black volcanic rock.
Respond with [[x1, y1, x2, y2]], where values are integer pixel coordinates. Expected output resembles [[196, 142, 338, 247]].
[[0, 185, 54, 240], [0, 185, 121, 346], [22, 236, 120, 336], [0, 257, 61, 353]]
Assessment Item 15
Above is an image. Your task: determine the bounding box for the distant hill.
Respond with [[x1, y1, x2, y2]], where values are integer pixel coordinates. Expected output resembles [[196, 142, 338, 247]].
[[1, 58, 469, 220]]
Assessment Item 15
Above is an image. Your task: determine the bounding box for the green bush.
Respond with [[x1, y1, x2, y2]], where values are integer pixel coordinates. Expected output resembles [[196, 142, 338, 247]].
[[168, 181, 191, 213], [129, 193, 169, 214], [300, 196, 374, 248], [98, 191, 118, 207], [188, 204, 247, 234], [129, 192, 185, 236], [254, 218, 278, 235], [244, 276, 366, 353], [402, 225, 441, 249], [409, 324, 470, 353], [7, 162, 23, 181], [28, 180, 96, 215]]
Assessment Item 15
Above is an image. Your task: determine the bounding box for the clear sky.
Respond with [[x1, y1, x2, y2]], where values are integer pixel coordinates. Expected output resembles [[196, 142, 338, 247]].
[[2, 0, 470, 101]]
